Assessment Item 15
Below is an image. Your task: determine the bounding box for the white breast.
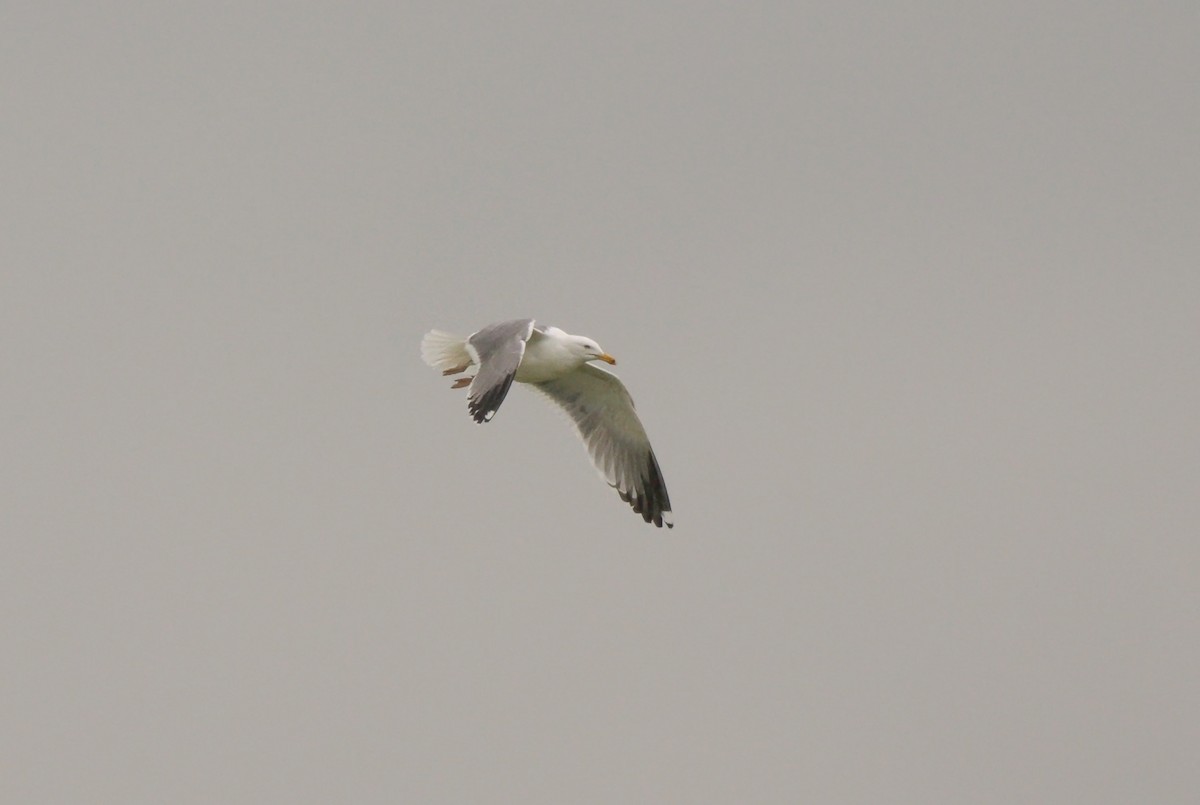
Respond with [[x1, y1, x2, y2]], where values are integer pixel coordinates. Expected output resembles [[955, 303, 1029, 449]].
[[515, 332, 581, 383]]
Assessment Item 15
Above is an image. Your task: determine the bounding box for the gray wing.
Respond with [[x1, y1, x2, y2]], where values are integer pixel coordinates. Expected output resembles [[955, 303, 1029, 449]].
[[465, 318, 537, 423], [534, 364, 673, 528]]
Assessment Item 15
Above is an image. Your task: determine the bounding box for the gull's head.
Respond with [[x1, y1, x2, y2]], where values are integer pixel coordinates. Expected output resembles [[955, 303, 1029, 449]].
[[571, 336, 617, 365]]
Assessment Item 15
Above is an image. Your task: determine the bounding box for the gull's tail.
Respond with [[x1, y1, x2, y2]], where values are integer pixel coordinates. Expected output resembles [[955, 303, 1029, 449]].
[[420, 329, 472, 373]]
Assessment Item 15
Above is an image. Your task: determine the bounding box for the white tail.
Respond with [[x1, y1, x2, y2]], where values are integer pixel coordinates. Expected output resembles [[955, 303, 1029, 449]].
[[421, 329, 471, 372]]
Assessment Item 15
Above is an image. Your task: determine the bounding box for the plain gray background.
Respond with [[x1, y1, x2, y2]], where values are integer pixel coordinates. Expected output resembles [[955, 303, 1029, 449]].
[[3, 2, 1197, 802]]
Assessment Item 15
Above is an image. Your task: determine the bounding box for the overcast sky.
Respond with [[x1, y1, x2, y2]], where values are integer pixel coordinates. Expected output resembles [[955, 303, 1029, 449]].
[[3, 3, 1197, 803]]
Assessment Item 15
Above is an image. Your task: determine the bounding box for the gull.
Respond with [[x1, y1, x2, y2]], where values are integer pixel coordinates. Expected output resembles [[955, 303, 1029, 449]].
[[421, 319, 673, 528]]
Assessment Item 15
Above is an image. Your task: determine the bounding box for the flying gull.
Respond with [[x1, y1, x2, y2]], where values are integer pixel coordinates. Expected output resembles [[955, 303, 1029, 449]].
[[421, 319, 673, 528]]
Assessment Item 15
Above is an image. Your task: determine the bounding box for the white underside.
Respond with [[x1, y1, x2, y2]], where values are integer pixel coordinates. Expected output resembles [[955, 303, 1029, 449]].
[[513, 331, 584, 384]]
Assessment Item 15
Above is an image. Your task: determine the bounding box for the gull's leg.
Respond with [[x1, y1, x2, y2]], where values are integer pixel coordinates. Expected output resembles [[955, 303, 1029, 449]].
[[450, 377, 473, 389]]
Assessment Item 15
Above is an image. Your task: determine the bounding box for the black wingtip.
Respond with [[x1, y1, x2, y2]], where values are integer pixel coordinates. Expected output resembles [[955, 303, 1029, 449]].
[[616, 454, 673, 528], [467, 372, 516, 424]]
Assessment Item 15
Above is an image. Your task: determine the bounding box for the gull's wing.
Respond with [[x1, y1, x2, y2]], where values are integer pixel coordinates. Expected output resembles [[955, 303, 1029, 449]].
[[465, 318, 537, 423], [534, 364, 673, 528]]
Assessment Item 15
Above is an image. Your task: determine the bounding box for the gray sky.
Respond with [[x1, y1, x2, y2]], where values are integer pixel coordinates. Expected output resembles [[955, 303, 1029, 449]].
[[3, 2, 1197, 803]]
